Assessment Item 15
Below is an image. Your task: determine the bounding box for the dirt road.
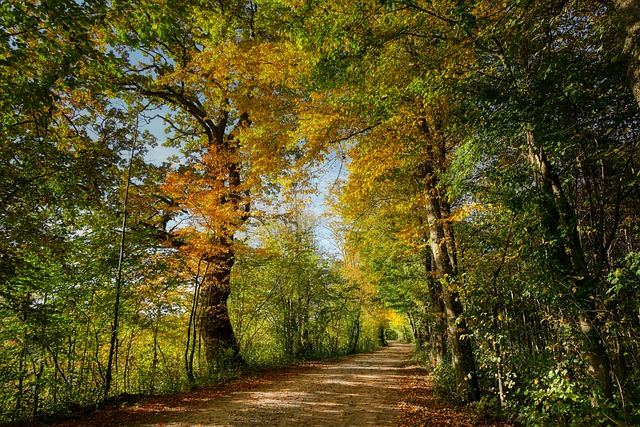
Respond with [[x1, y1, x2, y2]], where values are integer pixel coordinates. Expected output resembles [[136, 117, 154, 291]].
[[126, 342, 412, 427]]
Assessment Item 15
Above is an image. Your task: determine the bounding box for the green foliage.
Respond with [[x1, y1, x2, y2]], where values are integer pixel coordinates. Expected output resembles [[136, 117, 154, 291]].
[[513, 360, 622, 427], [2, 0, 640, 424], [230, 211, 384, 365], [607, 252, 640, 299], [432, 362, 460, 403]]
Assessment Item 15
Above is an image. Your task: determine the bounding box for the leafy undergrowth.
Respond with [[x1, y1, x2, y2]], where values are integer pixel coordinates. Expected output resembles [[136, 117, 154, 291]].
[[397, 366, 514, 427]]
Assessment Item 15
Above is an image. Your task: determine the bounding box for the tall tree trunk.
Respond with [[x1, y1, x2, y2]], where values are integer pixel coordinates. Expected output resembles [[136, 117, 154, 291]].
[[418, 114, 480, 402], [424, 191, 480, 402], [200, 242, 243, 368], [423, 246, 447, 366], [136, 90, 251, 372], [195, 120, 249, 369], [526, 129, 613, 400], [613, 0, 640, 105], [104, 128, 136, 400], [492, 303, 506, 406]]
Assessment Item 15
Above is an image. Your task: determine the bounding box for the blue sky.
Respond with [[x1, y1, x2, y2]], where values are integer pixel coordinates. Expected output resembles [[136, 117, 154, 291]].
[[140, 111, 346, 257]]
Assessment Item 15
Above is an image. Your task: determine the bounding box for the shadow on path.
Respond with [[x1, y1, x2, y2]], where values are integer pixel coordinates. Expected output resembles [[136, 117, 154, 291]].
[[127, 342, 413, 427]]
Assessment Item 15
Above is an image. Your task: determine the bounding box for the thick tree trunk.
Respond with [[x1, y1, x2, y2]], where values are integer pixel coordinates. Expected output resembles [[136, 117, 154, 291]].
[[424, 193, 480, 402], [424, 249, 447, 366], [200, 245, 243, 368], [431, 313, 447, 367], [136, 87, 250, 372], [417, 114, 479, 402], [613, 0, 640, 105], [526, 129, 613, 400]]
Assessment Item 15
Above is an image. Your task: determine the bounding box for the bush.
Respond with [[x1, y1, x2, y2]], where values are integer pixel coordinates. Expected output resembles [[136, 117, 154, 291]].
[[432, 363, 459, 403]]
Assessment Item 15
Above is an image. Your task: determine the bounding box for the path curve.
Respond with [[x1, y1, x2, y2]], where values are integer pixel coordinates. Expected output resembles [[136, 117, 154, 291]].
[[130, 342, 412, 427]]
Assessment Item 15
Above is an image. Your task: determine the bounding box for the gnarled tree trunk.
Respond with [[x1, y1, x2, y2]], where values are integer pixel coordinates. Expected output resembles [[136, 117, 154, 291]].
[[200, 242, 243, 367]]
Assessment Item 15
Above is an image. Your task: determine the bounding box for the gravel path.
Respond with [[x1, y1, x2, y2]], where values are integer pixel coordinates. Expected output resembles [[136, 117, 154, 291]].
[[128, 342, 413, 427]]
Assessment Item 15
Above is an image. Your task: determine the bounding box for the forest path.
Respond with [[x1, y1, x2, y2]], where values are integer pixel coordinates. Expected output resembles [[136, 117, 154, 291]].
[[126, 342, 412, 427], [38, 341, 511, 427]]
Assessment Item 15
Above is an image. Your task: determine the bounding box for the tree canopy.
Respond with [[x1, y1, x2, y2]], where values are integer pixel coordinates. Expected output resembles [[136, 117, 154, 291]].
[[1, 0, 640, 425]]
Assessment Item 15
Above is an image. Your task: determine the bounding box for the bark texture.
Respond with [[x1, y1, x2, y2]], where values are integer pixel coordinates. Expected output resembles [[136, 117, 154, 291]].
[[200, 246, 243, 367], [424, 192, 480, 403], [424, 246, 447, 367], [614, 0, 640, 105], [418, 116, 480, 403]]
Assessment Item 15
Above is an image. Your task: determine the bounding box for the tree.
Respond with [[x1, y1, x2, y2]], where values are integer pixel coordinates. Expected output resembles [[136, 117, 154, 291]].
[[292, 0, 482, 401], [228, 205, 383, 363], [0, 0, 161, 415], [466, 0, 640, 402], [105, 0, 306, 367]]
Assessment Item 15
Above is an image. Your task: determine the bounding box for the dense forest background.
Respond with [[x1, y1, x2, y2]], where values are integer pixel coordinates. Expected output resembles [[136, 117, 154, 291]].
[[2, 0, 640, 425]]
